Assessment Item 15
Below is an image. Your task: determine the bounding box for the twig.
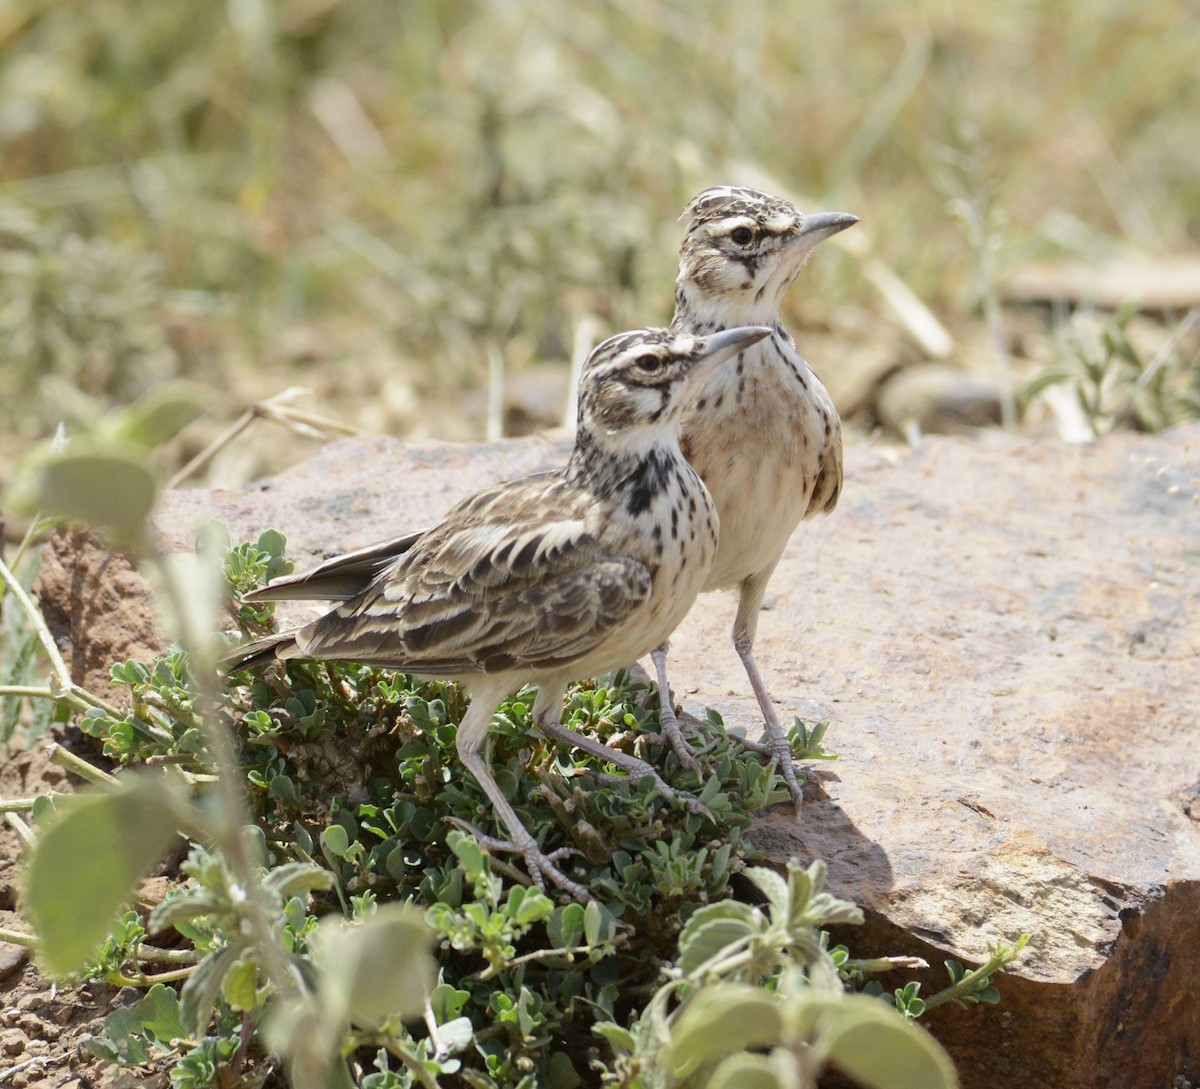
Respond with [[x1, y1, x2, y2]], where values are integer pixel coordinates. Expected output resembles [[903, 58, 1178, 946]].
[[0, 1058, 45, 1085], [5, 813, 34, 847], [167, 389, 360, 489]]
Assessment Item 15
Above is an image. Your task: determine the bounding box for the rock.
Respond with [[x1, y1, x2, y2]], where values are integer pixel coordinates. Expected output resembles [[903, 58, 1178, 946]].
[[0, 946, 27, 985], [34, 425, 1200, 1089], [873, 363, 1004, 435]]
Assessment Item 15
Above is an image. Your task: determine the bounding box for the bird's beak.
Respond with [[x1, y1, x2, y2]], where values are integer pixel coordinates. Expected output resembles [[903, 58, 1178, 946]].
[[687, 325, 773, 381], [787, 210, 860, 258]]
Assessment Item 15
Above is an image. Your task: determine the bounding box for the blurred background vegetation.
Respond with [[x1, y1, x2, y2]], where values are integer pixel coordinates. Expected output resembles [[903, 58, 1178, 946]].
[[1, 0, 1197, 485]]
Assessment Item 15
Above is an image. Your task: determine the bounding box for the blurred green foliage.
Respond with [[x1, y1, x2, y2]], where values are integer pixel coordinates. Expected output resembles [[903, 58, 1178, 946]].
[[1, 0, 1197, 437]]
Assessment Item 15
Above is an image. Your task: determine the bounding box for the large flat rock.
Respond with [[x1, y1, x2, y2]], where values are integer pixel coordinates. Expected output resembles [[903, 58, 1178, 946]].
[[36, 425, 1200, 1089]]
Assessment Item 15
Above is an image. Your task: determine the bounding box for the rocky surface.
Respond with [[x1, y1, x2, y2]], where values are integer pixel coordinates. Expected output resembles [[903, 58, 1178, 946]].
[[33, 423, 1200, 1089]]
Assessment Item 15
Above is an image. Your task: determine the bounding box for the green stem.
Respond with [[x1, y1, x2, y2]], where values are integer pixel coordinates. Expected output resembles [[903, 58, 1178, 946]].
[[0, 926, 37, 949], [110, 966, 195, 986], [47, 742, 119, 786], [136, 945, 203, 965], [5, 812, 34, 846], [0, 795, 55, 812], [923, 938, 1026, 1012], [0, 553, 74, 689], [0, 553, 123, 717], [844, 955, 929, 975], [147, 543, 308, 1002]]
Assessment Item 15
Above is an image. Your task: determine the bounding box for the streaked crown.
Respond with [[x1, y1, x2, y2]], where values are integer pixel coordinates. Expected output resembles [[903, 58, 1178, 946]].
[[577, 325, 769, 445], [674, 186, 858, 327]]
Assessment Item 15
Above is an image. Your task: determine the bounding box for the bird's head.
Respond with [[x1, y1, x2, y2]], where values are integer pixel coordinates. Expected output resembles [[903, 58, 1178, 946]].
[[675, 186, 858, 327], [577, 325, 771, 453]]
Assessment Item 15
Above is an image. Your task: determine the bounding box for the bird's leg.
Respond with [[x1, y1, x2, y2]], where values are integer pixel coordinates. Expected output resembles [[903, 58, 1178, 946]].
[[650, 641, 703, 774], [733, 571, 805, 815], [455, 690, 591, 901], [533, 689, 713, 820]]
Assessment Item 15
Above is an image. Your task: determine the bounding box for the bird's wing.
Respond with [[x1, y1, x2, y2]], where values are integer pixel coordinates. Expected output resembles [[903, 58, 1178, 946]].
[[294, 479, 652, 674], [242, 530, 426, 602], [808, 431, 843, 516]]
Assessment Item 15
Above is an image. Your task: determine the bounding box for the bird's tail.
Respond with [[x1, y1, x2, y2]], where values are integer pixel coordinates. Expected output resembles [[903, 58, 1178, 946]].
[[221, 630, 300, 674]]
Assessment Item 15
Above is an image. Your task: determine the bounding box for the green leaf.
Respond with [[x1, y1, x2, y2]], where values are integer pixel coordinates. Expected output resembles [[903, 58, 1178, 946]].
[[258, 528, 287, 557], [548, 903, 586, 949], [677, 916, 756, 977], [20, 442, 159, 540], [311, 904, 435, 1026], [745, 865, 790, 919], [321, 824, 350, 859], [221, 954, 261, 1012], [179, 944, 243, 1037], [667, 985, 784, 1080], [593, 1021, 636, 1055], [23, 772, 189, 975], [262, 861, 336, 899], [707, 1049, 799, 1089], [822, 996, 959, 1089], [548, 1048, 583, 1089], [109, 382, 211, 450], [583, 900, 616, 945], [95, 983, 187, 1062]]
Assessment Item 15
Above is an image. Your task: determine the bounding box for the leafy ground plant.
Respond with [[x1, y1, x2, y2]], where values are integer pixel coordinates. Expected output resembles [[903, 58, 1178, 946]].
[[0, 523, 1030, 1088], [2, 396, 1025, 1089]]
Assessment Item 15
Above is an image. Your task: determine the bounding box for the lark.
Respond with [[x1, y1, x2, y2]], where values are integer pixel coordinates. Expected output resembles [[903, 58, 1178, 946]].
[[225, 324, 771, 899], [650, 186, 859, 814]]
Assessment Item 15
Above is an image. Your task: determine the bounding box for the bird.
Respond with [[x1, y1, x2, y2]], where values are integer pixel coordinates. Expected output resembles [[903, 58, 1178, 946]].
[[648, 186, 859, 814], [224, 324, 772, 900]]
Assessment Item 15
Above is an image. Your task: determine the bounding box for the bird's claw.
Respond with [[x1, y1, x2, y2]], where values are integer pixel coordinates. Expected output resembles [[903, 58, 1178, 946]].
[[449, 818, 592, 902]]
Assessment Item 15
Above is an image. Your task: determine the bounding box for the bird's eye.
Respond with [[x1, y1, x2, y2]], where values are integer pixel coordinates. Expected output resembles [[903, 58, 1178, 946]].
[[634, 354, 661, 373], [730, 226, 754, 245]]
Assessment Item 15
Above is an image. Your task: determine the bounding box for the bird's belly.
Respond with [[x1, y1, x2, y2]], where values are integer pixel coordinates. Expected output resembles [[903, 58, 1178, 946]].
[[687, 392, 831, 590], [704, 457, 812, 588]]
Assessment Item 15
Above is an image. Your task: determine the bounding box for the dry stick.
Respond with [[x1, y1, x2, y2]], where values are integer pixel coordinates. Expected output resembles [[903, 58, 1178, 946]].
[[485, 340, 505, 443], [167, 391, 360, 489], [563, 314, 600, 431]]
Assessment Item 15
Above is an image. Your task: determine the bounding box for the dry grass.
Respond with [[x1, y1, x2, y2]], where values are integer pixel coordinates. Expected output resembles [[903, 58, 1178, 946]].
[[1, 0, 1196, 471]]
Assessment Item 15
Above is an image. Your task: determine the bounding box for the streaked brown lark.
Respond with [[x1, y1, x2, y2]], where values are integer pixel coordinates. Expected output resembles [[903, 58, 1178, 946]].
[[225, 324, 771, 899], [651, 186, 859, 814]]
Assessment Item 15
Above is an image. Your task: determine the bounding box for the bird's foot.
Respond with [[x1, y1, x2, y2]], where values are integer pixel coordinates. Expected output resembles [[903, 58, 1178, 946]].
[[449, 818, 592, 902], [655, 695, 703, 776], [649, 644, 703, 775], [757, 722, 805, 816]]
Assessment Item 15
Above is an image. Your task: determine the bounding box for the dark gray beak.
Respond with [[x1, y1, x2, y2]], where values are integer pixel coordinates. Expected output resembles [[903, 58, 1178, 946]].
[[688, 325, 773, 380], [793, 211, 860, 253]]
